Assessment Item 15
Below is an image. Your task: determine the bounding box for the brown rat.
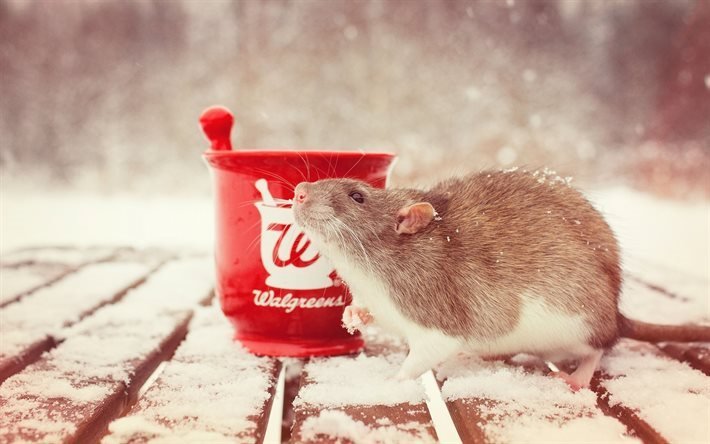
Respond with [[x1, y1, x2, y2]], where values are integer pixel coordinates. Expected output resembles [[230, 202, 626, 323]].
[[292, 169, 710, 389]]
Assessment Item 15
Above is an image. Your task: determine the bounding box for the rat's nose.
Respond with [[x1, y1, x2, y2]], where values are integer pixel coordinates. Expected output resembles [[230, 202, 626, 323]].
[[294, 183, 308, 204]]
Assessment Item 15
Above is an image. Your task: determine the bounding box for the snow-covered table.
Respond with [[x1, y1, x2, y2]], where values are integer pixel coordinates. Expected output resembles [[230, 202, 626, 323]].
[[0, 247, 708, 443]]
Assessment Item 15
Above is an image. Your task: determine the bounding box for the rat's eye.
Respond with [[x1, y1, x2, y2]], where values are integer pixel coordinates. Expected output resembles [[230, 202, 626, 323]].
[[349, 191, 364, 204]]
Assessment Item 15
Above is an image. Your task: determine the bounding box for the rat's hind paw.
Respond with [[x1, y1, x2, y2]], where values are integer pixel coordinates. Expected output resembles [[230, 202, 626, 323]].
[[548, 371, 583, 391]]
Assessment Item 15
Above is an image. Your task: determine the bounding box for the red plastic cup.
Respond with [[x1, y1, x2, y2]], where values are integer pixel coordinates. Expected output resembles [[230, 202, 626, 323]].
[[200, 106, 396, 357]]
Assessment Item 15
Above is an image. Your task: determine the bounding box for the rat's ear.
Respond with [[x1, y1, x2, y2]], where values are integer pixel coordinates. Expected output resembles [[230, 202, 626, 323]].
[[395, 202, 436, 234]]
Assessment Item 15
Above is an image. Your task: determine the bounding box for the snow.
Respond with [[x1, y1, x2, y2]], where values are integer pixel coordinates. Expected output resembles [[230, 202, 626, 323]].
[[438, 355, 638, 443], [601, 340, 710, 443], [0, 192, 213, 254], [104, 305, 278, 444], [0, 258, 214, 441], [0, 261, 151, 356], [280, 356, 306, 382], [3, 371, 114, 403], [589, 187, 709, 280], [1, 246, 117, 267], [585, 187, 710, 325], [0, 263, 67, 305], [300, 410, 436, 444], [295, 353, 425, 408], [619, 278, 708, 325]]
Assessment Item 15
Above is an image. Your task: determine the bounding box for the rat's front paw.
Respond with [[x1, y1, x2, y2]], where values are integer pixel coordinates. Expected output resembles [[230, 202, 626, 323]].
[[342, 306, 373, 334]]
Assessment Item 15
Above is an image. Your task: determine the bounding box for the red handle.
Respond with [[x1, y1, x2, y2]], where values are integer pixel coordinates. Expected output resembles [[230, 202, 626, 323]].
[[199, 105, 233, 151]]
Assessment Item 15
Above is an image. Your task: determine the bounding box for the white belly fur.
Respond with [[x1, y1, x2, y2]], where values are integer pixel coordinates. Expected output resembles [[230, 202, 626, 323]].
[[469, 295, 596, 360], [314, 239, 595, 363]]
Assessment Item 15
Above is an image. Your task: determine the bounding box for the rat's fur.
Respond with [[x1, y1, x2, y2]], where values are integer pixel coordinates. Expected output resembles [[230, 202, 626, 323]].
[[292, 170, 710, 386]]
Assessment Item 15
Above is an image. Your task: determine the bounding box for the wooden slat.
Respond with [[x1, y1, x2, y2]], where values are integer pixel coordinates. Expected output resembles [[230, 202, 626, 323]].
[[625, 258, 708, 305], [0, 256, 214, 443], [0, 263, 71, 307], [619, 277, 708, 327], [0, 260, 160, 384], [0, 248, 174, 308], [436, 354, 637, 443], [659, 342, 710, 376], [0, 311, 192, 444], [290, 331, 437, 443], [0, 246, 120, 267], [593, 339, 710, 444], [103, 306, 281, 443]]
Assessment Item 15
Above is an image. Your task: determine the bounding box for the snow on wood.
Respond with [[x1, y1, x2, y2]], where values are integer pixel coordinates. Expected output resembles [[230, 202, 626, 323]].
[[299, 410, 435, 444], [0, 257, 214, 443], [619, 258, 709, 326], [0, 263, 70, 306], [290, 332, 437, 443], [105, 257, 213, 311], [620, 278, 709, 326], [0, 246, 119, 267], [0, 310, 191, 443], [103, 306, 280, 444], [436, 354, 638, 444], [0, 261, 154, 383], [597, 339, 710, 444], [0, 261, 152, 340], [626, 258, 709, 305], [296, 353, 425, 408], [659, 342, 710, 376]]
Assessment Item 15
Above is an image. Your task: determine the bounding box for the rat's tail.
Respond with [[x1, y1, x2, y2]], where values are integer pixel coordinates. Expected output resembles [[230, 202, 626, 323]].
[[619, 315, 710, 343]]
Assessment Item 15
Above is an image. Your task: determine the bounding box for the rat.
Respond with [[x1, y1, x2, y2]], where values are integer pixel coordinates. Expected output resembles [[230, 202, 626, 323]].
[[291, 169, 710, 390]]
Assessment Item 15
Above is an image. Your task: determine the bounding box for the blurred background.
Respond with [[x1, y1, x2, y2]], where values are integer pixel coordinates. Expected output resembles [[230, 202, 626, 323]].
[[0, 0, 708, 261], [2, 0, 708, 192]]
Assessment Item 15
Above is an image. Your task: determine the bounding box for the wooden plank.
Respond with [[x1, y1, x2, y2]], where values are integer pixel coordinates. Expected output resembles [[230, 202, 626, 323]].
[[0, 257, 214, 443], [0, 246, 120, 267], [593, 339, 710, 444], [0, 248, 174, 308], [0, 263, 71, 307], [659, 343, 710, 376], [0, 260, 159, 384], [624, 258, 708, 306], [619, 276, 708, 327], [103, 306, 281, 443], [290, 331, 438, 443], [0, 311, 192, 444], [436, 354, 638, 443]]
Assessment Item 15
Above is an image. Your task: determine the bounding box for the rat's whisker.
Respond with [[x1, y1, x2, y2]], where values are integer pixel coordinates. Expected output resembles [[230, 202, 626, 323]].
[[251, 168, 296, 193], [308, 159, 331, 182], [289, 161, 309, 184], [342, 152, 365, 179], [297, 151, 312, 181]]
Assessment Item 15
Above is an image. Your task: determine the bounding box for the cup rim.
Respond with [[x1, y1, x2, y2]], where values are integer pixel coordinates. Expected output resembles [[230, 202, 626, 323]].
[[203, 149, 396, 159]]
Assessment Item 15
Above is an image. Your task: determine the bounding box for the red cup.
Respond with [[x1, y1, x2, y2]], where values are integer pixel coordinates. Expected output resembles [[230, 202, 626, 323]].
[[200, 106, 396, 357]]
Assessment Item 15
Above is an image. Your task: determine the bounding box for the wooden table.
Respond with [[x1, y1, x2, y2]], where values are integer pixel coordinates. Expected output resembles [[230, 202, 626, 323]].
[[1, 247, 708, 443]]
